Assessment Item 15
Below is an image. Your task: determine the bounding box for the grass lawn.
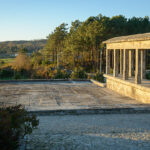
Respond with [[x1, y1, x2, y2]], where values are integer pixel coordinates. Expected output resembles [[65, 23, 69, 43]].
[[0, 58, 15, 66]]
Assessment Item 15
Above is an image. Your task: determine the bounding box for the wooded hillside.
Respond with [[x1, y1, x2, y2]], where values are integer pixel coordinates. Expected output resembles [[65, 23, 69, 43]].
[[0, 39, 47, 58]]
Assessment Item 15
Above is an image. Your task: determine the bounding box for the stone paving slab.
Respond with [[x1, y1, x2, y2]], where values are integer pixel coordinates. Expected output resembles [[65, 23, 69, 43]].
[[0, 81, 150, 111], [23, 114, 150, 150]]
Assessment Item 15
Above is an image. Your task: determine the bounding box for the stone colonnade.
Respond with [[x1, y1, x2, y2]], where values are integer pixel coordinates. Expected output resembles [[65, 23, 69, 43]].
[[106, 49, 146, 84]]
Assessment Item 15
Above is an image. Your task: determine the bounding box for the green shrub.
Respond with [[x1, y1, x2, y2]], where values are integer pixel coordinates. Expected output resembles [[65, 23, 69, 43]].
[[110, 68, 113, 74], [14, 72, 21, 79], [0, 60, 5, 65], [71, 67, 87, 79], [93, 72, 105, 83], [0, 67, 14, 79], [0, 105, 39, 150], [146, 72, 150, 80], [54, 69, 70, 79], [49, 68, 70, 79]]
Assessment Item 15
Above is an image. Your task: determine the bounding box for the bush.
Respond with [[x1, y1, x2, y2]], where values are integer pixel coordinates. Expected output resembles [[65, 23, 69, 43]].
[[14, 72, 21, 79], [54, 69, 70, 79], [0, 60, 5, 65], [93, 72, 105, 83], [0, 105, 39, 150], [0, 66, 14, 79], [49, 68, 70, 79], [71, 67, 87, 79], [110, 68, 113, 74], [146, 72, 150, 80]]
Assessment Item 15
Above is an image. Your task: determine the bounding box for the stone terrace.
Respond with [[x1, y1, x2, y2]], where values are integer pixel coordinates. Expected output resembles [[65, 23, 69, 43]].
[[0, 81, 149, 111]]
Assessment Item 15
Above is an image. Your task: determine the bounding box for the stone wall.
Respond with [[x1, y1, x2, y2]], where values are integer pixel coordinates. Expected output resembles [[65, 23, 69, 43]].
[[104, 75, 150, 103]]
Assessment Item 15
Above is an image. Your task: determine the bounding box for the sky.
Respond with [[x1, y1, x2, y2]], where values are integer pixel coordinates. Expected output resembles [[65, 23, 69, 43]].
[[0, 0, 150, 42]]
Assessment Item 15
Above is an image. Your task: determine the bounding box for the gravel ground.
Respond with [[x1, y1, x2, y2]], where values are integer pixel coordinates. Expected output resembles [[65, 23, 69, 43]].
[[23, 114, 150, 150]]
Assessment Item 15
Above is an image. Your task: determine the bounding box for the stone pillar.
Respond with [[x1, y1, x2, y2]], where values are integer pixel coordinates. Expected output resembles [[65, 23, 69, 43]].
[[141, 50, 146, 79], [129, 50, 134, 77], [111, 50, 114, 68], [120, 49, 123, 75], [106, 49, 110, 74], [113, 49, 118, 77], [135, 49, 141, 84], [123, 49, 129, 80]]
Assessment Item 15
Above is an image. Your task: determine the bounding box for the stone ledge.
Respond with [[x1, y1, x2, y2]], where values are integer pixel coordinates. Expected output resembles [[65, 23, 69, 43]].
[[104, 74, 150, 93], [104, 74, 150, 103], [29, 107, 150, 116], [0, 79, 91, 83], [90, 79, 106, 87]]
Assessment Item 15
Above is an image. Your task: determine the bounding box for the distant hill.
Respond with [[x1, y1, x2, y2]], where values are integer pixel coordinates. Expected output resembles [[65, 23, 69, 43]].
[[0, 39, 47, 58]]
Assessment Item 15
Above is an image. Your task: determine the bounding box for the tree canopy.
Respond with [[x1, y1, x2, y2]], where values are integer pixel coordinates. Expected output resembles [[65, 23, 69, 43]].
[[44, 14, 150, 72]]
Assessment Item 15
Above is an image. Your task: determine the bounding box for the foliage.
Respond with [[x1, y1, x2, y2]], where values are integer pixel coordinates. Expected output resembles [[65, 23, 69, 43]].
[[14, 72, 22, 79], [110, 68, 113, 74], [0, 58, 14, 67], [51, 68, 70, 79], [31, 52, 43, 66], [44, 23, 68, 65], [71, 67, 87, 79], [11, 52, 33, 79], [0, 60, 5, 66], [12, 53, 32, 72], [1, 14, 150, 80], [35, 66, 51, 79], [0, 40, 47, 58], [0, 105, 39, 150], [93, 72, 105, 83], [0, 66, 14, 79], [44, 14, 150, 73], [146, 71, 150, 80]]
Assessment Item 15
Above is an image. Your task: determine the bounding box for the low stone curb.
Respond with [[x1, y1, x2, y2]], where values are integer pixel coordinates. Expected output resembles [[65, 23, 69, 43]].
[[90, 79, 106, 87], [0, 79, 91, 83], [29, 107, 150, 116]]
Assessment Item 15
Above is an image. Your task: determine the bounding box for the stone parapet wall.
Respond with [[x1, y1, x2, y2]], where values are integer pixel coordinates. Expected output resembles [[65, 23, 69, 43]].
[[104, 74, 150, 103]]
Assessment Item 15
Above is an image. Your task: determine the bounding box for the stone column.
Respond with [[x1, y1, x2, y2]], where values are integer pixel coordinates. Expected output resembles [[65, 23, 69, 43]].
[[141, 50, 146, 79], [120, 49, 123, 75], [111, 50, 114, 68], [129, 50, 134, 77], [106, 49, 110, 74], [123, 49, 129, 80], [135, 49, 141, 84], [113, 49, 118, 77]]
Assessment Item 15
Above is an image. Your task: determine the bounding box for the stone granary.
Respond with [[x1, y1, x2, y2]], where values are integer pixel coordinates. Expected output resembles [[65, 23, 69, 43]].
[[103, 33, 150, 103]]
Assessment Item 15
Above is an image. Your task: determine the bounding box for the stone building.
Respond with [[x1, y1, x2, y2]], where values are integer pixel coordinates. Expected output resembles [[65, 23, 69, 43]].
[[103, 32, 150, 103]]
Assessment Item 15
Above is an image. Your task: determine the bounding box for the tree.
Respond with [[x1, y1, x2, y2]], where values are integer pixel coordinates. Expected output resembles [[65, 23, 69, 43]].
[[45, 23, 68, 65], [43, 14, 150, 73], [12, 53, 31, 72]]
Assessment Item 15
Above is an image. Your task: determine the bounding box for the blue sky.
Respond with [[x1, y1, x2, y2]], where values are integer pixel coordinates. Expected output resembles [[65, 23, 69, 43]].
[[0, 0, 150, 41]]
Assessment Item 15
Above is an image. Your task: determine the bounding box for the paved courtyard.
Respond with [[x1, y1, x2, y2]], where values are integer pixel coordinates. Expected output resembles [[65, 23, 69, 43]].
[[0, 81, 149, 111]]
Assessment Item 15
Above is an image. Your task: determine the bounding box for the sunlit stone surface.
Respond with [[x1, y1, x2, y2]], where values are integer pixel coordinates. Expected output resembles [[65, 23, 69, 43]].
[[0, 81, 149, 111]]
